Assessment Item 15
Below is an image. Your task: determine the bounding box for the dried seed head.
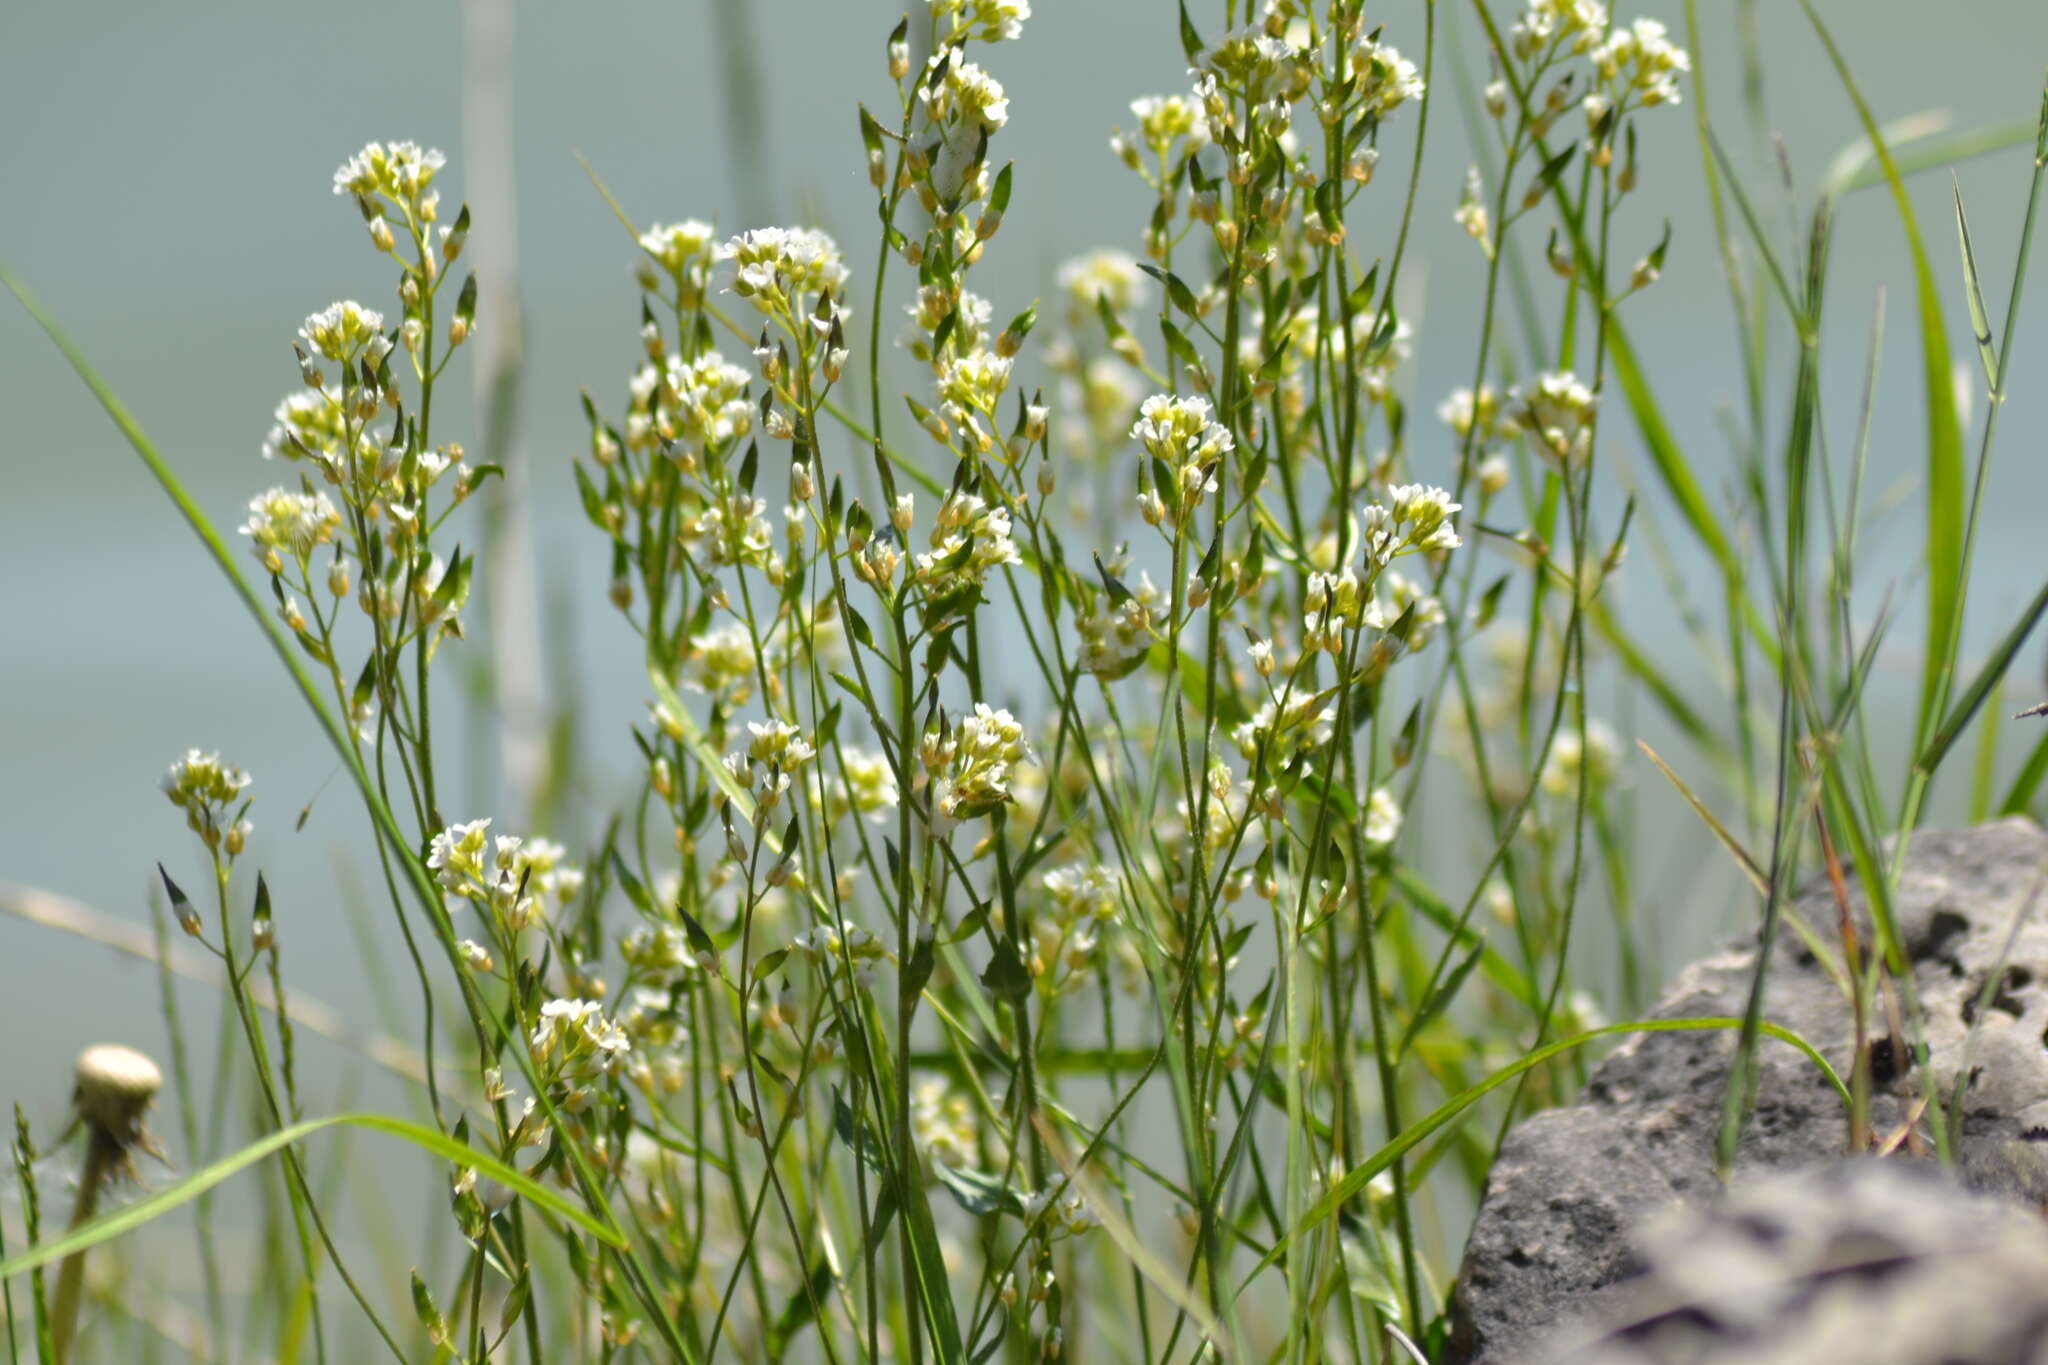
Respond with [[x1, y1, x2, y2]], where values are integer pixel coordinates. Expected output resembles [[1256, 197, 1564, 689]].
[[73, 1044, 162, 1151]]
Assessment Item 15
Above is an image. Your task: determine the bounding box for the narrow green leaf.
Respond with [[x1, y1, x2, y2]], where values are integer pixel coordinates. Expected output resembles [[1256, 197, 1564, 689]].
[[1952, 175, 1999, 390], [0, 1112, 625, 1283], [1917, 573, 2048, 775]]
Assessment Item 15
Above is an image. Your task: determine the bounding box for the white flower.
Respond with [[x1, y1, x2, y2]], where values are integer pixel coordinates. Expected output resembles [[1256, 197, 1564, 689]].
[[921, 704, 1029, 834], [428, 817, 492, 892], [1511, 371, 1598, 462], [921, 55, 1010, 131], [299, 300, 385, 361], [1362, 484, 1463, 565], [1364, 787, 1402, 847], [1540, 720, 1620, 795], [332, 141, 446, 201], [240, 488, 341, 560], [1592, 18, 1691, 107], [721, 227, 849, 312], [639, 220, 717, 274], [1129, 95, 1210, 154], [529, 997, 631, 1078], [1043, 864, 1121, 925], [1352, 40, 1425, 118], [930, 0, 1031, 43], [160, 750, 251, 815], [1058, 249, 1150, 314]]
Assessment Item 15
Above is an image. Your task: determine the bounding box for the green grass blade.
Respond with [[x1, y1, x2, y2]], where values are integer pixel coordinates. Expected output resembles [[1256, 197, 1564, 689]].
[[0, 1112, 626, 1284], [1999, 724, 2048, 814], [1916, 574, 2048, 775], [1952, 175, 2000, 390], [1826, 115, 2038, 197], [1635, 739, 1768, 894], [1603, 321, 1740, 583], [1797, 0, 1967, 745]]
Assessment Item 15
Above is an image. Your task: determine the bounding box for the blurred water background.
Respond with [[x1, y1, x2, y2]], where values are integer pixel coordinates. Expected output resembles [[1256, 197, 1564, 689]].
[[4, 0, 2048, 1323]]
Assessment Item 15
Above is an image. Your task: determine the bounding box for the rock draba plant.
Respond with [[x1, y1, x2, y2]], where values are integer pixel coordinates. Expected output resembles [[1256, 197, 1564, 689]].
[[15, 0, 2048, 1360]]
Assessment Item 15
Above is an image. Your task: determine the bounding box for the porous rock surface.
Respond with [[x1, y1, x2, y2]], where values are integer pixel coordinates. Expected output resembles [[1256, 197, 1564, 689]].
[[1447, 817, 2048, 1363], [1558, 1160, 2048, 1364]]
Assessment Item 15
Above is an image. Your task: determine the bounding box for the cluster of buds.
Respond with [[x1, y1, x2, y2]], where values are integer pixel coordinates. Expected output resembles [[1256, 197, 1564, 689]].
[[1131, 394, 1233, 531], [1510, 371, 1599, 465], [427, 818, 584, 933], [920, 704, 1030, 835], [1361, 483, 1464, 566], [1076, 566, 1164, 680], [159, 750, 253, 856], [723, 718, 817, 814], [636, 219, 717, 307], [529, 998, 632, 1109]]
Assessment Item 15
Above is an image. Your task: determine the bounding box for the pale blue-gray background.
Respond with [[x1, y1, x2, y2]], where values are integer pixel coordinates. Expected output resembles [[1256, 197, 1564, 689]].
[[3, 0, 2047, 1312]]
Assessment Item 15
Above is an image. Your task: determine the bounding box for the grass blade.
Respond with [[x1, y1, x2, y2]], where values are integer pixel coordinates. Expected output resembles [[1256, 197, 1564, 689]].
[[1797, 0, 1968, 745], [1635, 739, 1768, 894], [1952, 174, 2000, 390], [0, 1112, 626, 1284], [1916, 574, 2048, 775]]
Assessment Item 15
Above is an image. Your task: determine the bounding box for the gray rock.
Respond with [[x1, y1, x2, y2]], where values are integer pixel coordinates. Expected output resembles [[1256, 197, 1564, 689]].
[[1555, 1160, 2048, 1365], [1447, 818, 2048, 1363]]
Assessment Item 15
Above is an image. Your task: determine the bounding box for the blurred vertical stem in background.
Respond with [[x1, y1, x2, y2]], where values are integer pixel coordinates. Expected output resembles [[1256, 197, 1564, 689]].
[[712, 0, 776, 229], [462, 0, 547, 825]]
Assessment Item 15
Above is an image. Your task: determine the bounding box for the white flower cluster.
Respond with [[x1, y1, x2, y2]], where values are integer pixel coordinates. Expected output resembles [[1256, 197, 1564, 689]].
[[1128, 94, 1210, 156], [789, 919, 890, 988], [921, 704, 1029, 835], [903, 287, 994, 363], [1539, 719, 1621, 796], [332, 140, 446, 204], [638, 219, 717, 276], [620, 924, 707, 982], [1233, 692, 1333, 767], [1058, 249, 1149, 315], [1303, 566, 1369, 653], [1364, 787, 1403, 848], [240, 488, 341, 568], [722, 227, 849, 315], [626, 351, 753, 457], [1197, 26, 1314, 108], [1021, 1186, 1099, 1238], [912, 1076, 980, 1166], [298, 300, 387, 363], [1591, 18, 1690, 107], [1511, 371, 1598, 463], [1362, 484, 1463, 566], [935, 347, 1016, 441], [812, 747, 900, 826], [1363, 571, 1448, 650], [1042, 863, 1121, 926], [1132, 394, 1233, 529], [928, 0, 1030, 44], [529, 998, 631, 1093], [1351, 39, 1426, 119], [160, 751, 253, 853], [687, 492, 776, 569], [920, 55, 1011, 132], [428, 818, 584, 931], [1438, 385, 1508, 441], [912, 491, 1023, 602], [1076, 569, 1163, 679], [1510, 0, 1609, 59], [723, 719, 817, 813], [683, 621, 760, 694]]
